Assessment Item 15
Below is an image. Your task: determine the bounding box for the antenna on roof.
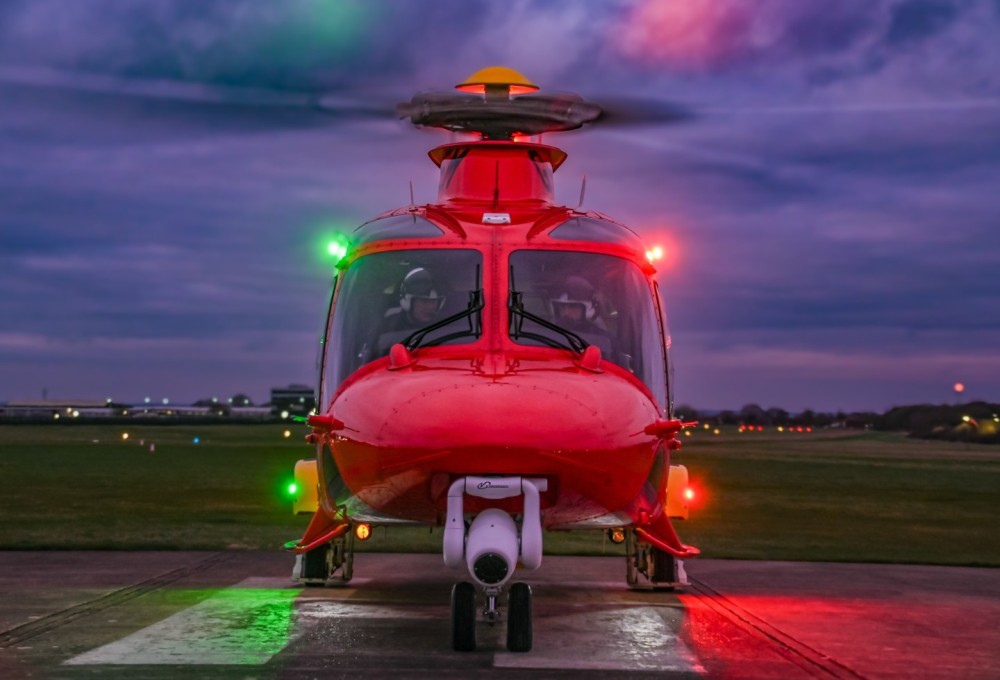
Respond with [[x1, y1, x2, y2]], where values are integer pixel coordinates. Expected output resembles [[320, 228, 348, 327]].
[[577, 175, 587, 209]]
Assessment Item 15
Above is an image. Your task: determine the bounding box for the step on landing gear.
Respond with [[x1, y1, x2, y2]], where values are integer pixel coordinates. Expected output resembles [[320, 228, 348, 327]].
[[293, 530, 355, 586], [625, 528, 686, 589], [450, 581, 533, 652]]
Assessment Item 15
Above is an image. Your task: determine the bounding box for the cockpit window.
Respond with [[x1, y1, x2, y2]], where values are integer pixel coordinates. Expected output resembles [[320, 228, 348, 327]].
[[353, 214, 444, 247], [508, 250, 667, 408], [322, 249, 483, 396], [547, 217, 645, 251]]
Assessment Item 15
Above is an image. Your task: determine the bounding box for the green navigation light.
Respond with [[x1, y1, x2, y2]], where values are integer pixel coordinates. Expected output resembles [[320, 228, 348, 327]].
[[287, 482, 298, 496], [326, 240, 349, 263]]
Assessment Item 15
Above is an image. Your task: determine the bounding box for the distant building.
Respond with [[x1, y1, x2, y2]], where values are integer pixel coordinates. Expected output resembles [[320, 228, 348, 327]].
[[0, 399, 125, 420], [270, 384, 316, 418]]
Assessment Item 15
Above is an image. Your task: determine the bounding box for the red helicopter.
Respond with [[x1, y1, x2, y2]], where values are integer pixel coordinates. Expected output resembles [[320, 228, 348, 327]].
[[286, 66, 699, 653]]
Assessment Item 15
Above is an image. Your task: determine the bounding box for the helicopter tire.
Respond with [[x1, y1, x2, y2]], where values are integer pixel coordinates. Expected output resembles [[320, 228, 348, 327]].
[[625, 529, 641, 588], [451, 582, 477, 652], [506, 582, 532, 652], [301, 544, 330, 582], [651, 547, 677, 587]]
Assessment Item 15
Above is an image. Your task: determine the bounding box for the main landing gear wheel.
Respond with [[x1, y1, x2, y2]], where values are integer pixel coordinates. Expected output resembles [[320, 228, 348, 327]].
[[451, 581, 477, 652], [625, 529, 679, 589], [651, 547, 677, 584], [506, 582, 532, 652], [298, 531, 355, 586]]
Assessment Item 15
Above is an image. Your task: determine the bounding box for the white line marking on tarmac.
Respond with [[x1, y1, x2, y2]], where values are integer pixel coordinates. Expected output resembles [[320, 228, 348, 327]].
[[64, 578, 302, 666], [64, 577, 434, 666], [493, 606, 704, 673]]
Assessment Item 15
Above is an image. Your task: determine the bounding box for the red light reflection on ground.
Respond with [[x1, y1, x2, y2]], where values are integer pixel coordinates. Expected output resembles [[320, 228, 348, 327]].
[[678, 588, 1000, 679]]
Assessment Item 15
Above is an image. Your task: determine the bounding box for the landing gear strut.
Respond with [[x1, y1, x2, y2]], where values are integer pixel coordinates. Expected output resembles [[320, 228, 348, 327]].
[[625, 528, 686, 589], [294, 529, 355, 586], [449, 581, 533, 652]]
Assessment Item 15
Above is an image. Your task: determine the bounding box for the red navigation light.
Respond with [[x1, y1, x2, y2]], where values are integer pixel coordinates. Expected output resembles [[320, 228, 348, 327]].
[[684, 487, 695, 502]]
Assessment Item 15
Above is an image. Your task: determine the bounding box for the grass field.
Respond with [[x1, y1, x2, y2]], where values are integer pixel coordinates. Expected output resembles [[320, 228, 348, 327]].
[[0, 424, 997, 566]]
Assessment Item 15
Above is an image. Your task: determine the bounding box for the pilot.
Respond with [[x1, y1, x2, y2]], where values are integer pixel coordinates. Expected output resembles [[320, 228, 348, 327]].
[[550, 276, 616, 357], [550, 276, 603, 332], [366, 267, 448, 358], [386, 267, 446, 329]]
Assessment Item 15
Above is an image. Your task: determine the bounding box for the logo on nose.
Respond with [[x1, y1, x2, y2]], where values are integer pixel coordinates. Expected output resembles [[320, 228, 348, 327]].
[[477, 481, 509, 490]]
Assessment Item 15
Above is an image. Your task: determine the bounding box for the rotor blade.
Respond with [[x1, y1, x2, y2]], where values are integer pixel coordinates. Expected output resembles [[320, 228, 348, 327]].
[[592, 96, 695, 127], [0, 65, 396, 122]]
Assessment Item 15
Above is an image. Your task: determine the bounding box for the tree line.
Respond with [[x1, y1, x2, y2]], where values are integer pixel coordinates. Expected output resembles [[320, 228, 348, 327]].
[[674, 401, 1000, 444]]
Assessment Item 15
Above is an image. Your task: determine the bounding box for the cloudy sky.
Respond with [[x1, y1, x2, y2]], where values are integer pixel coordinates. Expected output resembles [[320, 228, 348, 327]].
[[1, 0, 998, 412]]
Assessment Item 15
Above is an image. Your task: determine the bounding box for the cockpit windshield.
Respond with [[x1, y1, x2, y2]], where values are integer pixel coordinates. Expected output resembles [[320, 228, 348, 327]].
[[508, 250, 668, 408], [322, 249, 483, 396]]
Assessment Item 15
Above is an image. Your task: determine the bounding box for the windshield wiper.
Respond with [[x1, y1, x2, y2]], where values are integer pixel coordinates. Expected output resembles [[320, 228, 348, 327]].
[[508, 266, 588, 353], [403, 265, 484, 351]]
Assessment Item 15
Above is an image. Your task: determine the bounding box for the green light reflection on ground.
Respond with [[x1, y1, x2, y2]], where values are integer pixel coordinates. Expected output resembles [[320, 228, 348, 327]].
[[65, 583, 302, 666]]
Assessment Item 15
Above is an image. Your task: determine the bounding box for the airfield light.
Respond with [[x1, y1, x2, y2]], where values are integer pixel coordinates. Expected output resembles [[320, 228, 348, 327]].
[[53, 413, 60, 420], [72, 410, 79, 418], [193, 437, 200, 444], [702, 423, 709, 430], [962, 415, 971, 423], [713, 428, 721, 435], [122, 432, 129, 441], [355, 523, 372, 541], [144, 397, 150, 404], [283, 429, 292, 438], [162, 398, 169, 405], [281, 410, 290, 419]]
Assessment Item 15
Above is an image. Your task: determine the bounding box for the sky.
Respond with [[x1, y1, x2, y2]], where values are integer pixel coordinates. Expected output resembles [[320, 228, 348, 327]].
[[1, 0, 998, 413]]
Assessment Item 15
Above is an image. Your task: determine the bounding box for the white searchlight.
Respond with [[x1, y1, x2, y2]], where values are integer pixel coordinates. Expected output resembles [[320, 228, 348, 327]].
[[465, 509, 519, 586]]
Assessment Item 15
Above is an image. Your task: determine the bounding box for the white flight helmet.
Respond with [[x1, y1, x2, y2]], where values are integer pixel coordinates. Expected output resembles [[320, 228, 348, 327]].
[[399, 267, 445, 312], [551, 276, 597, 321]]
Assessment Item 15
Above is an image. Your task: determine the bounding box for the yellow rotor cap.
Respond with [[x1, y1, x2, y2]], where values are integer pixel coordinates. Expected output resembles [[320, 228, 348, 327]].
[[456, 66, 539, 95]]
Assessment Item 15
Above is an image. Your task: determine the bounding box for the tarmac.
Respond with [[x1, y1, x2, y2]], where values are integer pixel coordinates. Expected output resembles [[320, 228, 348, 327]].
[[0, 551, 997, 679]]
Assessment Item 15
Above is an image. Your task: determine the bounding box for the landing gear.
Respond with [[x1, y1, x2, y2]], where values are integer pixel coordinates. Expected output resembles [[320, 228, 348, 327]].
[[293, 530, 355, 586], [451, 582, 477, 652], [506, 582, 532, 652], [625, 528, 686, 589], [449, 582, 534, 653]]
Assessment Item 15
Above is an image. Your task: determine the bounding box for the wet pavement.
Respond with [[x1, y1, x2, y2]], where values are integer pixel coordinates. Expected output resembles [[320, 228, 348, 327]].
[[0, 551, 997, 679]]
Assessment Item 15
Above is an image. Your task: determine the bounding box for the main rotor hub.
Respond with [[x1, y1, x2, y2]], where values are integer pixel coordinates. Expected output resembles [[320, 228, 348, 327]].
[[397, 66, 601, 140], [455, 66, 540, 99]]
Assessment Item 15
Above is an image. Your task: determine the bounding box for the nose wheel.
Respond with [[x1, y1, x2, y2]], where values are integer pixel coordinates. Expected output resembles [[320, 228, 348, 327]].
[[449, 581, 533, 652], [450, 582, 477, 652], [506, 582, 532, 652]]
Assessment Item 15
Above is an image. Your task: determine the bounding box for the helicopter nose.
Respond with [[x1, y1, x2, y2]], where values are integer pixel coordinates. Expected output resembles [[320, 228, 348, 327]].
[[340, 369, 659, 453]]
